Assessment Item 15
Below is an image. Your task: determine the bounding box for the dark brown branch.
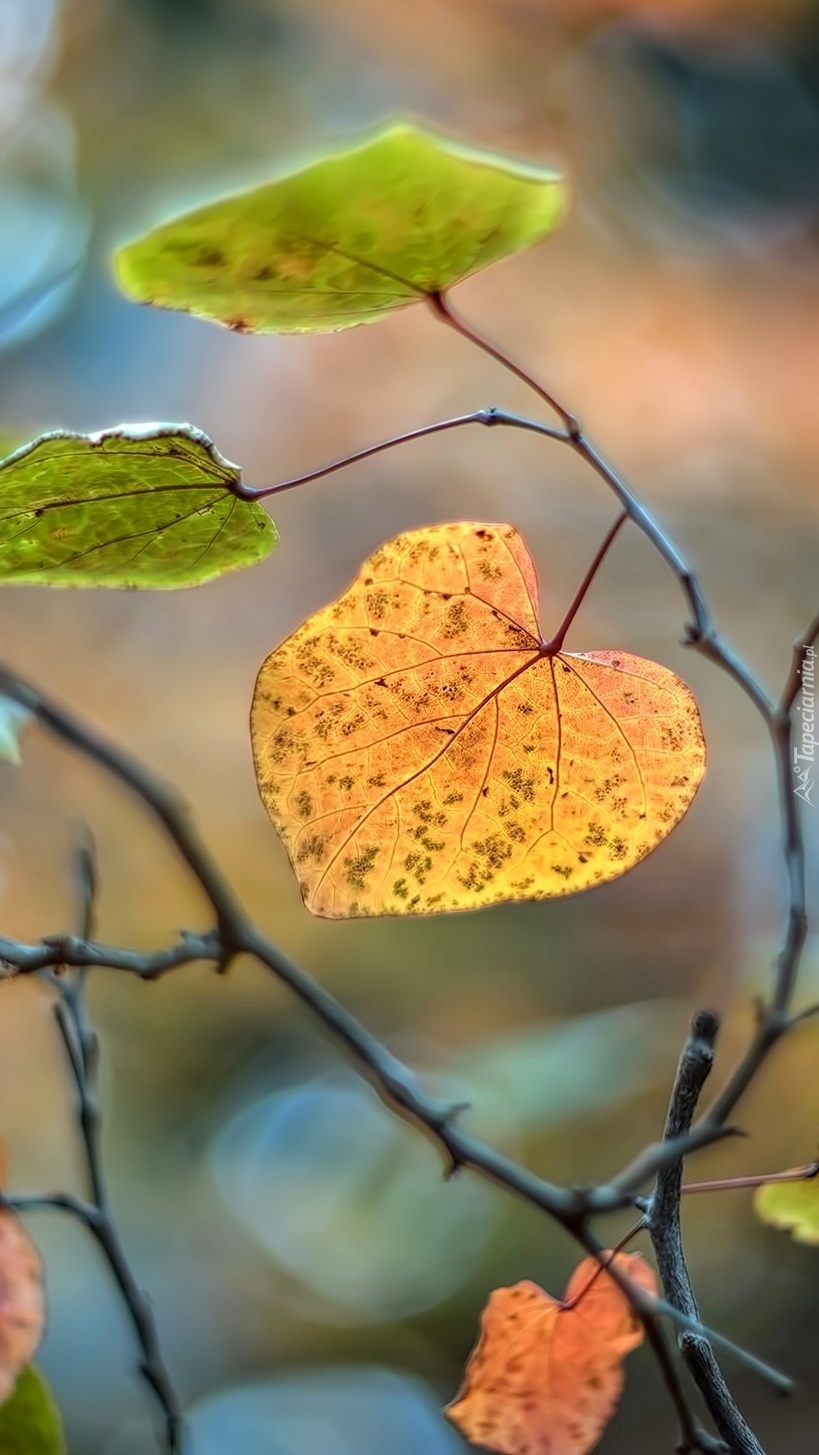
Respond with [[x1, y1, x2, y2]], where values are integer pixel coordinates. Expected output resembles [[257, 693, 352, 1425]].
[[0, 277, 807, 1453], [577, 1224, 789, 1395], [421, 296, 812, 1446], [587, 1125, 745, 1212], [0, 661, 791, 1421], [0, 663, 574, 1235], [649, 1012, 764, 1455], [575, 1226, 727, 1455], [0, 340, 806, 1444]]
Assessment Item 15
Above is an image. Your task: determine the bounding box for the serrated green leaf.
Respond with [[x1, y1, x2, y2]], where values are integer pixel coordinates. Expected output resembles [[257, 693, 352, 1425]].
[[0, 698, 32, 764], [755, 1175, 819, 1245], [0, 1367, 65, 1455], [114, 122, 566, 334], [0, 424, 276, 588]]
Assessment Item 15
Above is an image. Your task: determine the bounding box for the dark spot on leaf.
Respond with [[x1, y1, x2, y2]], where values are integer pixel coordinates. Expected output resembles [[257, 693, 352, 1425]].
[[343, 845, 379, 889]]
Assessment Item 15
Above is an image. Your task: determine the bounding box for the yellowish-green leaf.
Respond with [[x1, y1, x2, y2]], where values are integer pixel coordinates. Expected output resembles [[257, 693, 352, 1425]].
[[114, 123, 566, 334], [0, 1367, 65, 1455], [251, 521, 705, 918], [755, 1175, 819, 1245], [0, 425, 276, 588]]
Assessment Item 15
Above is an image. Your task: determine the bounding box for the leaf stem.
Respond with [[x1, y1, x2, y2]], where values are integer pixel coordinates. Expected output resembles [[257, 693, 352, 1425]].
[[231, 407, 564, 501], [559, 1217, 647, 1310], [681, 1160, 819, 1196], [541, 509, 628, 653], [426, 291, 580, 435]]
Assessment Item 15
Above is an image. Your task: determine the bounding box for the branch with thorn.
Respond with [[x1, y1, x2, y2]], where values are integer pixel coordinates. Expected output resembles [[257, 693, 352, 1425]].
[[0, 292, 815, 1454]]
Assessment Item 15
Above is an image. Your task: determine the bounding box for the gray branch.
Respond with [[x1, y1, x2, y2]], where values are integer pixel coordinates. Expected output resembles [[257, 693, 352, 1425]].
[[0, 306, 814, 1453], [649, 1012, 763, 1455]]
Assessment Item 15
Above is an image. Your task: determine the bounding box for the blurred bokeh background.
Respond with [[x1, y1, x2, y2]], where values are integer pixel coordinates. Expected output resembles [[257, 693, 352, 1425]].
[[0, 0, 818, 1450]]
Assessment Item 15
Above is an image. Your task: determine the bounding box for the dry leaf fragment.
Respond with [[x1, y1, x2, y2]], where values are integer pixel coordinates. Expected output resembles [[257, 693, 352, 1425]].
[[0, 1213, 45, 1403], [446, 1252, 657, 1455], [251, 521, 705, 917]]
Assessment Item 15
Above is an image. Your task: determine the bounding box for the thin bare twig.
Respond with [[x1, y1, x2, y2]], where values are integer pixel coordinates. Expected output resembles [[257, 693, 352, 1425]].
[[42, 837, 186, 1454], [682, 1160, 819, 1196], [229, 407, 564, 500]]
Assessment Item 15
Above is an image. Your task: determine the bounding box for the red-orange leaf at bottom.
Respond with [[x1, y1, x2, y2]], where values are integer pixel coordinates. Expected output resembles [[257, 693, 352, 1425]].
[[446, 1252, 657, 1455], [0, 1211, 44, 1403]]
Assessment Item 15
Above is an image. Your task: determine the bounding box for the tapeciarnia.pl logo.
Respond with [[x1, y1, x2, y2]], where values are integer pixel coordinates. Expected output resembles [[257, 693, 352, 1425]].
[[794, 644, 815, 806]]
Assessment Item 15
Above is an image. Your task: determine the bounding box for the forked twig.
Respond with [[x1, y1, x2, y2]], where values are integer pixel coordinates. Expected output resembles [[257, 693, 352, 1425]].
[[3, 836, 187, 1455]]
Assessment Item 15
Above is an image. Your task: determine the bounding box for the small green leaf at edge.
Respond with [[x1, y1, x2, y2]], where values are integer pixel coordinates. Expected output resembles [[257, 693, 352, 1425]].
[[0, 423, 277, 588], [114, 121, 567, 334], [0, 1367, 65, 1455], [755, 1176, 819, 1245]]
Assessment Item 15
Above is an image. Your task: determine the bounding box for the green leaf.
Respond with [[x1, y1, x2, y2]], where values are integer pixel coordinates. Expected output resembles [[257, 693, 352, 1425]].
[[755, 1175, 819, 1245], [0, 1367, 65, 1455], [0, 698, 32, 764], [114, 122, 566, 334], [0, 424, 276, 588]]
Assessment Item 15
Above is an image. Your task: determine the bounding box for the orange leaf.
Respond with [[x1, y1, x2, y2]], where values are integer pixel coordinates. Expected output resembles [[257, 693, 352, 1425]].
[[446, 1252, 657, 1455], [0, 1211, 45, 1403], [251, 522, 705, 917]]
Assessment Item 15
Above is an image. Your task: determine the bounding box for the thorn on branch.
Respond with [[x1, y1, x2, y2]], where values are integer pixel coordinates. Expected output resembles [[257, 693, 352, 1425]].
[[214, 943, 237, 976], [441, 1099, 471, 1125]]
